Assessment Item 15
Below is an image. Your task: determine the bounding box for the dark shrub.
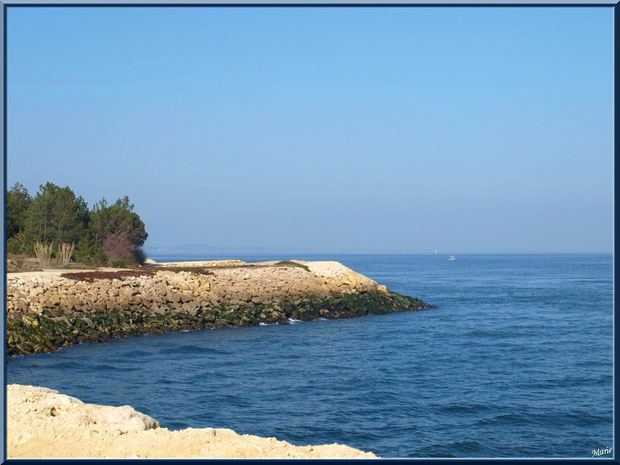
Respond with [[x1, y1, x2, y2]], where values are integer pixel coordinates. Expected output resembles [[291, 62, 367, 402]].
[[102, 232, 136, 263], [133, 247, 147, 265]]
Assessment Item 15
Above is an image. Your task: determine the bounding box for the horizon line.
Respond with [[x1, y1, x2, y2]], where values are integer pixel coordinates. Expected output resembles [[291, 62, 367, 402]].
[[143, 247, 613, 255]]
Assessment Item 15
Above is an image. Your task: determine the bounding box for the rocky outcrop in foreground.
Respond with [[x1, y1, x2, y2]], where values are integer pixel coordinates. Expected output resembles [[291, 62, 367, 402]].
[[7, 384, 377, 459], [6, 260, 435, 355]]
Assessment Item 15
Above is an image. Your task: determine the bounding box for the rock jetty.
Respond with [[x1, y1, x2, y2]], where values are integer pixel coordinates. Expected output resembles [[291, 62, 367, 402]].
[[6, 260, 435, 355], [7, 384, 377, 458]]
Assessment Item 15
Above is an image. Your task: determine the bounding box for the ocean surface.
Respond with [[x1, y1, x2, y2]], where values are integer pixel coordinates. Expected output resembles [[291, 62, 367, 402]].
[[7, 254, 613, 458]]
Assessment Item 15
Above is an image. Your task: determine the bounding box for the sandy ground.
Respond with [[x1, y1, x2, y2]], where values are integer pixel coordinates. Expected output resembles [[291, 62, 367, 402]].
[[8, 259, 376, 285], [8, 267, 129, 278], [147, 259, 247, 267], [9, 259, 334, 274], [7, 385, 377, 459]]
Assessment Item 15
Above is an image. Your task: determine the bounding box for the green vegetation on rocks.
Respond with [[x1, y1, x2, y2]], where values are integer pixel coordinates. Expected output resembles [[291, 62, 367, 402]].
[[275, 261, 311, 272], [6, 291, 434, 356]]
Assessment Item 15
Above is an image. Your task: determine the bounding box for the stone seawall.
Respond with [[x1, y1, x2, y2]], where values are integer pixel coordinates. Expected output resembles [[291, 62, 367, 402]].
[[6, 260, 435, 355]]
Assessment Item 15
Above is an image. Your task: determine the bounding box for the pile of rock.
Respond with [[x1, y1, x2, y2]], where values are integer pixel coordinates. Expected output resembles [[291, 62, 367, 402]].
[[6, 260, 434, 355], [7, 384, 377, 459]]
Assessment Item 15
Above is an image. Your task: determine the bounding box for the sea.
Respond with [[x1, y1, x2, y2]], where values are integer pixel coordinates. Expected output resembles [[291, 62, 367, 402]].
[[6, 253, 614, 458]]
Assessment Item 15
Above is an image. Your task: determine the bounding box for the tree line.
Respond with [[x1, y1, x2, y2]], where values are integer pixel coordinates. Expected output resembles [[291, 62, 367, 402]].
[[6, 182, 148, 266]]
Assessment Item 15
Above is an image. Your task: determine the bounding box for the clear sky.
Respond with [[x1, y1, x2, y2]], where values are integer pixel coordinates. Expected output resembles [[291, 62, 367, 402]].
[[7, 7, 613, 254]]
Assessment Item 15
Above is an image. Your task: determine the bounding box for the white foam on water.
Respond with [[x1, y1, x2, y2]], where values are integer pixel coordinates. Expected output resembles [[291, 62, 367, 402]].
[[287, 317, 303, 324]]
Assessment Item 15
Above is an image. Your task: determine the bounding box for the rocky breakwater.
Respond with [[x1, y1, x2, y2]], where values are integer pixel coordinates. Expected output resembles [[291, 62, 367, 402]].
[[7, 384, 377, 458], [6, 260, 436, 355]]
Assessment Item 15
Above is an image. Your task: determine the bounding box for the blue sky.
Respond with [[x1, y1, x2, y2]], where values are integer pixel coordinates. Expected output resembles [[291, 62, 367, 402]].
[[7, 7, 613, 253]]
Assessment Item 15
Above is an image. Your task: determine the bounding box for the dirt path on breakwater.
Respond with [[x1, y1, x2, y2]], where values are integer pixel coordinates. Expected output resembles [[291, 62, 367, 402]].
[[6, 259, 435, 355], [7, 384, 377, 459]]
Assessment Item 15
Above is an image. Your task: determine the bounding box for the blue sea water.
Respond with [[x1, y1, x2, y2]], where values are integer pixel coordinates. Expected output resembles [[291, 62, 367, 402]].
[[6, 254, 613, 458]]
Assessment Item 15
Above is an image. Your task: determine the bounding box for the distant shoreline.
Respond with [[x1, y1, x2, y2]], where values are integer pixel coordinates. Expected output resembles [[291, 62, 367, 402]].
[[144, 251, 614, 258]]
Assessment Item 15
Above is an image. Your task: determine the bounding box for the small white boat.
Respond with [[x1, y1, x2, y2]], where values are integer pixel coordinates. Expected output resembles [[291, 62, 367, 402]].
[[448, 256, 455, 261]]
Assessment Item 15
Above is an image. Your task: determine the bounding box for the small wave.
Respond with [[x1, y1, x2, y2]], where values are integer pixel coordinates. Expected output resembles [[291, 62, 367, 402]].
[[41, 361, 81, 369], [447, 440, 486, 453], [474, 413, 526, 426], [440, 403, 492, 414], [131, 350, 150, 356], [287, 317, 303, 324], [162, 345, 227, 355], [167, 421, 190, 431], [464, 329, 511, 338], [415, 440, 486, 457], [259, 322, 277, 326], [474, 411, 609, 428], [93, 364, 133, 372], [94, 364, 117, 370]]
